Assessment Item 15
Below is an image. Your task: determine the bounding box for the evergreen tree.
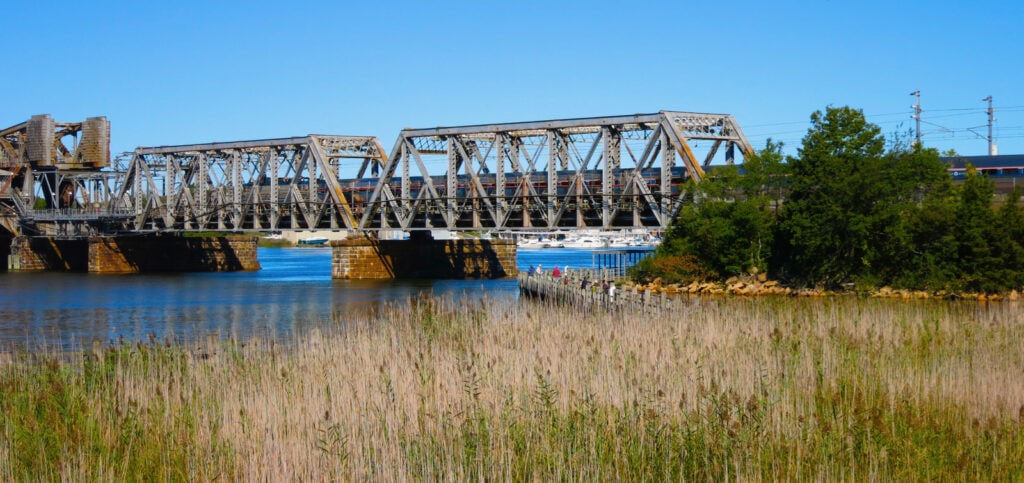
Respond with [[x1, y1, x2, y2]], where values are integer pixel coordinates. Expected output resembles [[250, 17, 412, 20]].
[[772, 106, 887, 287], [948, 166, 1024, 292], [772, 106, 949, 288]]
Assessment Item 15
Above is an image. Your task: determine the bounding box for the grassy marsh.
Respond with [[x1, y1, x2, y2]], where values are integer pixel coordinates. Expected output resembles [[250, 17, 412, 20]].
[[2, 295, 1023, 480]]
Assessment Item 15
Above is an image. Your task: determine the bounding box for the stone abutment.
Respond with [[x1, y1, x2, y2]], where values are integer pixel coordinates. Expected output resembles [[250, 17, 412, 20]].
[[332, 236, 517, 279], [7, 235, 260, 273]]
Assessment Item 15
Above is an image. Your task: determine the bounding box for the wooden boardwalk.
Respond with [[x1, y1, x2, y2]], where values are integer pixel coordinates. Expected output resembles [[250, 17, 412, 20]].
[[517, 270, 691, 313]]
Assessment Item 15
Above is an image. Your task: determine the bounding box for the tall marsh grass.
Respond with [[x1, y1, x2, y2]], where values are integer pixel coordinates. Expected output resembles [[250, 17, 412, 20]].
[[2, 295, 1024, 479]]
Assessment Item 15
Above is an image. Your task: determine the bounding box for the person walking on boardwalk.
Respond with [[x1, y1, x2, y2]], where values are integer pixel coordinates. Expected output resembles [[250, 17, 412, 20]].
[[552, 266, 561, 278], [528, 264, 535, 277], [608, 280, 616, 302]]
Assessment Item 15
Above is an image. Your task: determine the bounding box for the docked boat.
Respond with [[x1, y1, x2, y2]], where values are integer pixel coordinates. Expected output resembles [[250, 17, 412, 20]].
[[517, 238, 544, 249], [561, 236, 605, 249], [297, 237, 329, 246]]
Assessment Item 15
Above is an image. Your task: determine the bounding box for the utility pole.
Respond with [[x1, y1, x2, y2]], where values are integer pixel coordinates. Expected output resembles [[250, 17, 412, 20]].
[[983, 95, 996, 155], [910, 90, 922, 145]]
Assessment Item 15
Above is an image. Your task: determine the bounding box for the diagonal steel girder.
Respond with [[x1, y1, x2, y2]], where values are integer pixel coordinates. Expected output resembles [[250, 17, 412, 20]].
[[360, 110, 753, 232]]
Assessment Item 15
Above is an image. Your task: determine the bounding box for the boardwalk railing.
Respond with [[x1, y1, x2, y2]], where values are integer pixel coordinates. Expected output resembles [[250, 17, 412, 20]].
[[517, 271, 689, 313]]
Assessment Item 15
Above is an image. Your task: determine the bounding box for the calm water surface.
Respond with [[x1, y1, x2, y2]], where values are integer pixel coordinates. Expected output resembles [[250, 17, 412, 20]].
[[0, 247, 619, 349]]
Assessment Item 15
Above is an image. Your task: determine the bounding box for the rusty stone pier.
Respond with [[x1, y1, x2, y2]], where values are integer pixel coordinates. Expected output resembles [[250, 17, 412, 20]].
[[7, 235, 260, 273], [331, 233, 517, 279]]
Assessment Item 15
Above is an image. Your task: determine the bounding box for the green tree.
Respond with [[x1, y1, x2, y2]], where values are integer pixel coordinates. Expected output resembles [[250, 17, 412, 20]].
[[985, 187, 1024, 290], [863, 142, 952, 285], [771, 106, 949, 288], [899, 186, 959, 289], [946, 166, 1024, 292], [632, 140, 783, 282], [736, 138, 788, 205]]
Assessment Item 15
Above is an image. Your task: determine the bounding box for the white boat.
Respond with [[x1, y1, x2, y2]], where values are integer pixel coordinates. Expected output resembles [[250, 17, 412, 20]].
[[518, 235, 566, 249], [517, 238, 544, 249], [517, 232, 661, 250], [606, 237, 634, 248], [561, 236, 606, 249], [297, 237, 329, 246]]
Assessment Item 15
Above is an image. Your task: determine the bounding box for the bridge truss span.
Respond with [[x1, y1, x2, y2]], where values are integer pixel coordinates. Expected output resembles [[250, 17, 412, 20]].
[[2, 110, 753, 237], [360, 110, 753, 232], [114, 135, 388, 232]]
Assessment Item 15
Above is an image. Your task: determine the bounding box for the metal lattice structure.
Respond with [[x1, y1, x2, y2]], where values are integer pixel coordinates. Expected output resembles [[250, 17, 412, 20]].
[[2, 110, 753, 236], [361, 111, 752, 231], [0, 114, 110, 170], [1, 115, 114, 236], [110, 136, 388, 232]]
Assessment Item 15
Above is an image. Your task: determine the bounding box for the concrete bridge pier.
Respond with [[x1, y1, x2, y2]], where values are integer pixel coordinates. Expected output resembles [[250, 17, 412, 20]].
[[7, 235, 260, 273], [331, 232, 517, 279]]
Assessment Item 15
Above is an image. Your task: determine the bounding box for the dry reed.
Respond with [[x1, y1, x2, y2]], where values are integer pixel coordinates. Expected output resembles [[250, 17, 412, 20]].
[[2, 294, 1023, 480]]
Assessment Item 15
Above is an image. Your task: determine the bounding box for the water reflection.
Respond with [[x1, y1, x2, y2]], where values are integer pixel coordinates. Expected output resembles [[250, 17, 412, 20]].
[[0, 247, 551, 350]]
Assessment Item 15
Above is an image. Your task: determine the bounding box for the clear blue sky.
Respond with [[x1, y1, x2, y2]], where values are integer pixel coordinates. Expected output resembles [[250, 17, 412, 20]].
[[3, 0, 1022, 159]]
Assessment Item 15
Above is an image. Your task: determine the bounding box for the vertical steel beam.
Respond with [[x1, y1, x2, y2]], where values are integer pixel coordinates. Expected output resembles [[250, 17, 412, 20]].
[[546, 131, 557, 228], [308, 147, 317, 224], [446, 137, 458, 228], [660, 129, 673, 226], [230, 152, 242, 229], [164, 154, 178, 228], [495, 133, 507, 229], [575, 173, 584, 227], [269, 149, 279, 229], [601, 126, 620, 229], [197, 153, 208, 228], [401, 140, 411, 217]]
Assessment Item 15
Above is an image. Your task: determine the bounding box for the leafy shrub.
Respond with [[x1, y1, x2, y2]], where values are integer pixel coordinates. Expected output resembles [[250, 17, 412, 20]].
[[629, 254, 712, 284]]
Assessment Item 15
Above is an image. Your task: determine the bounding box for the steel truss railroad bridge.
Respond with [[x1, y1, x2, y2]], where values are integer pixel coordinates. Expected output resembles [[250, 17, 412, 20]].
[[0, 111, 753, 237]]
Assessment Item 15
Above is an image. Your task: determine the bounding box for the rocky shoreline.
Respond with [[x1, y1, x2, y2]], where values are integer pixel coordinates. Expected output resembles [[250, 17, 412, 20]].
[[625, 275, 1021, 302]]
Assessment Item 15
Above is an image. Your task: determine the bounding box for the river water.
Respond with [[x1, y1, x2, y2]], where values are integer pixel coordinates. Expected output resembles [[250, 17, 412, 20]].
[[0, 247, 632, 350]]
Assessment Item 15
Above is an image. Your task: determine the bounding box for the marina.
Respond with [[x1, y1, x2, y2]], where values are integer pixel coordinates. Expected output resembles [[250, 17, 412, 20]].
[[516, 231, 661, 250]]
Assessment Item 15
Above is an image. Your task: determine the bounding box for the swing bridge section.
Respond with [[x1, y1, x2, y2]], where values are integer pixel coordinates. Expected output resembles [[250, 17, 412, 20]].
[[2, 111, 753, 237]]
